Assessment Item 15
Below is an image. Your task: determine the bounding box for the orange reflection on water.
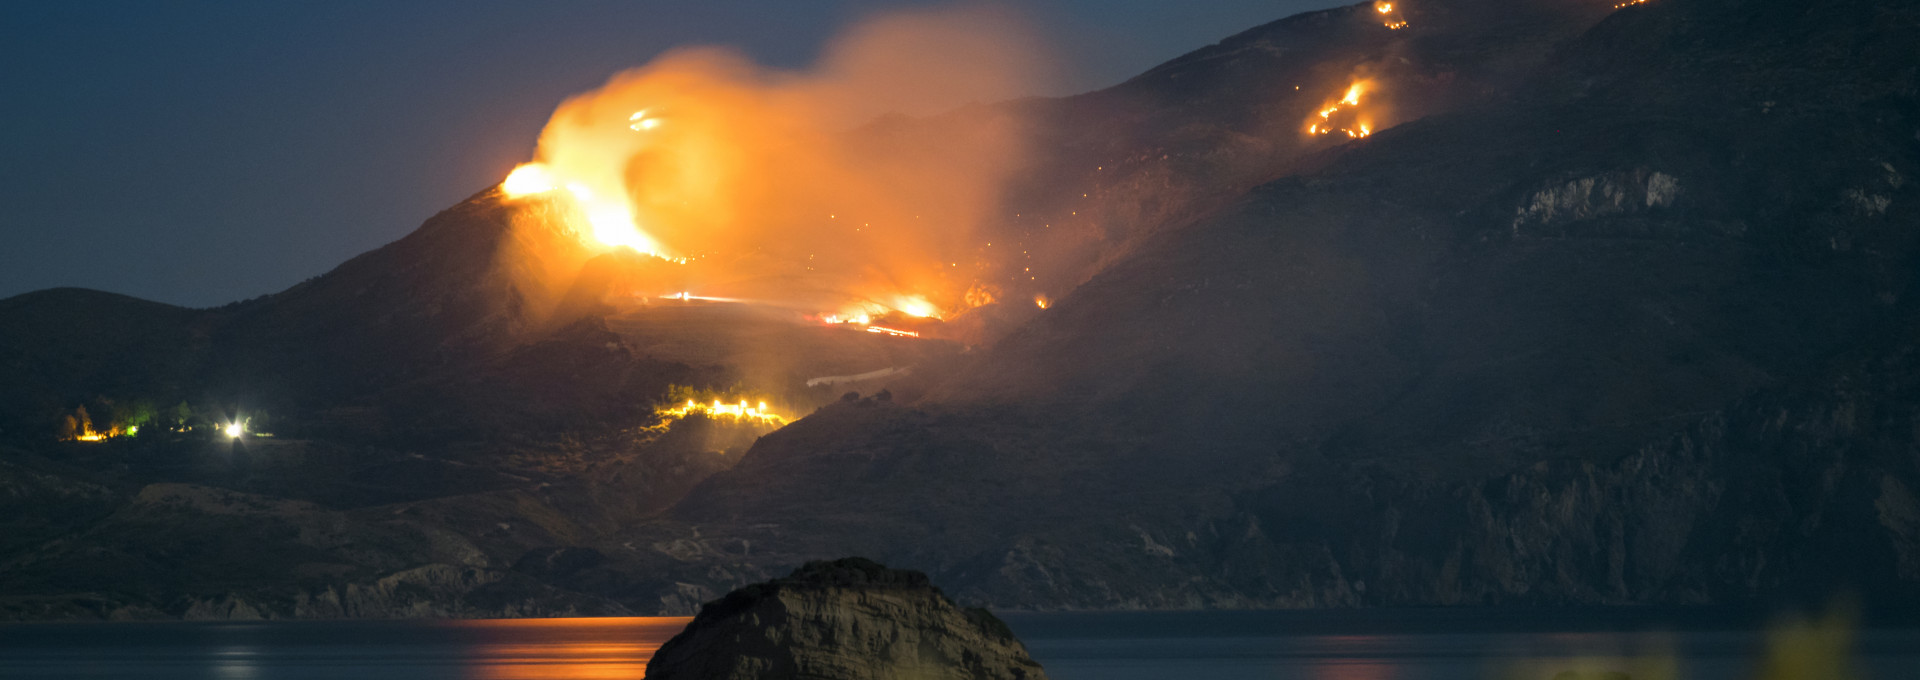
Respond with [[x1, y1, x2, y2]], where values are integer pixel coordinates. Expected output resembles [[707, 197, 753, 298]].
[[458, 617, 693, 680], [1308, 635, 1399, 680], [1310, 660, 1398, 680]]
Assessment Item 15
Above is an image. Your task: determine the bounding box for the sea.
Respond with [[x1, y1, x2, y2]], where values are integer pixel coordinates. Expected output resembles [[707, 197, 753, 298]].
[[0, 608, 1914, 679]]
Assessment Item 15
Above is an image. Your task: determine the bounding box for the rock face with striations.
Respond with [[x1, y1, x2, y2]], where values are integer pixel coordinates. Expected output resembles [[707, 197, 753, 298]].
[[644, 558, 1046, 680]]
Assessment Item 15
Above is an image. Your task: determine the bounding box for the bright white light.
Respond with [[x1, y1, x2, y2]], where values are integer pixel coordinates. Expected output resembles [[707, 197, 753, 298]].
[[224, 422, 243, 439]]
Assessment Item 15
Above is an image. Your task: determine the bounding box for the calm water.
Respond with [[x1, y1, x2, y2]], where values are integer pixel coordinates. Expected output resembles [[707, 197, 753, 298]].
[[1, 610, 1915, 679]]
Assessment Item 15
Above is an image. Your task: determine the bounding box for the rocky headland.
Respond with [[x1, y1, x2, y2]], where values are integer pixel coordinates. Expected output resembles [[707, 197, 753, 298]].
[[644, 557, 1046, 680]]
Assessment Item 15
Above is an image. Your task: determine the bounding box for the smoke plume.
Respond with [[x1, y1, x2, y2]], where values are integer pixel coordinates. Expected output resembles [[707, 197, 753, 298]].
[[507, 5, 1049, 322]]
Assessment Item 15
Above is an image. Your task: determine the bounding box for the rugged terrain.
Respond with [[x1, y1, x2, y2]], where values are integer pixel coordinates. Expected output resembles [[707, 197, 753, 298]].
[[2, 0, 1917, 619], [644, 557, 1046, 680]]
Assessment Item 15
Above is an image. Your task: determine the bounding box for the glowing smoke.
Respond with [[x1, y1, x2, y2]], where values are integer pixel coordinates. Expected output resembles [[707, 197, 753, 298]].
[[505, 6, 1049, 322]]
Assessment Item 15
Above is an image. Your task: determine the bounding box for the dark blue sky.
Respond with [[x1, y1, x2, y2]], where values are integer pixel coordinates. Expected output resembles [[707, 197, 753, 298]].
[[0, 1, 1335, 307]]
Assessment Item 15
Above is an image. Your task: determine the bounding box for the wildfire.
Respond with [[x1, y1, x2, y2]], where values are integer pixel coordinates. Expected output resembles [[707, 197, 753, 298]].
[[1034, 295, 1050, 309], [964, 284, 998, 308], [491, 7, 1044, 337], [865, 325, 919, 338], [501, 163, 556, 196], [891, 295, 940, 319], [820, 311, 873, 325], [1373, 1, 1409, 29], [1305, 80, 1377, 138], [500, 161, 670, 258], [817, 298, 926, 326], [656, 396, 790, 428], [1612, 0, 1648, 7], [627, 109, 662, 131]]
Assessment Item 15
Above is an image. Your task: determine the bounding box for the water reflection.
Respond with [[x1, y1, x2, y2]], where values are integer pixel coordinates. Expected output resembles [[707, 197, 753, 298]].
[[210, 645, 259, 680], [459, 617, 690, 680], [465, 642, 654, 679], [1309, 659, 1398, 680], [2, 611, 1916, 680]]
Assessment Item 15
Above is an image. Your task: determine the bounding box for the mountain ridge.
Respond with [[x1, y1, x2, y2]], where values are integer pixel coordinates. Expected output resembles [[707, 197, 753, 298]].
[[3, 0, 1915, 619]]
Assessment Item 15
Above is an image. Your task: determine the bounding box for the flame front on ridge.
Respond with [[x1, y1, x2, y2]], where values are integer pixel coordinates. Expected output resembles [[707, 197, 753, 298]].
[[1306, 79, 1377, 139], [494, 6, 1046, 331], [1373, 1, 1409, 29]]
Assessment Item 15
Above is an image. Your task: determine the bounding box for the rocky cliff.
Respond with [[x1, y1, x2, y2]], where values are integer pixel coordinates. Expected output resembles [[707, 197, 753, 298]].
[[644, 558, 1046, 680]]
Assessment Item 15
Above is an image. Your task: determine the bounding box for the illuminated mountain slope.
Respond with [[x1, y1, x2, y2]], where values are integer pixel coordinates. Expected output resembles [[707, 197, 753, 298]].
[[658, 0, 1920, 609]]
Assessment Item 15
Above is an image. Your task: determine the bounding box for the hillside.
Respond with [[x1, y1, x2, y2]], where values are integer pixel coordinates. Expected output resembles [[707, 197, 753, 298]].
[[624, 0, 1920, 609], [2, 0, 1916, 618]]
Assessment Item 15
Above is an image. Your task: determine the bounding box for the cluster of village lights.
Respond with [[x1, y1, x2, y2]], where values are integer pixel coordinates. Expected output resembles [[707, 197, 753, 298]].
[[68, 420, 249, 442]]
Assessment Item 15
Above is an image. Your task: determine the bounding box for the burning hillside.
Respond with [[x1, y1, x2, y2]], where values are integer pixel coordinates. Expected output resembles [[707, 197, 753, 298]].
[[494, 6, 1048, 333], [1307, 80, 1378, 138], [652, 386, 792, 430]]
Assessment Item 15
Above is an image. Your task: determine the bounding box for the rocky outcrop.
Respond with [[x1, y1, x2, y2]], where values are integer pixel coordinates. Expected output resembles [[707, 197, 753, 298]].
[[644, 557, 1046, 680]]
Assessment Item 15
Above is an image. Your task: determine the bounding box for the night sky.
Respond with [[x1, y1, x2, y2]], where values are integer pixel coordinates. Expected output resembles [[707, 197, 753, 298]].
[[1, 1, 1336, 308]]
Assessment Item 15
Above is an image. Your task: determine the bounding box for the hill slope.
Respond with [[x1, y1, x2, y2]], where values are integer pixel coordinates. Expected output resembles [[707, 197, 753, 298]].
[[642, 0, 1920, 609], [4, 0, 1916, 617]]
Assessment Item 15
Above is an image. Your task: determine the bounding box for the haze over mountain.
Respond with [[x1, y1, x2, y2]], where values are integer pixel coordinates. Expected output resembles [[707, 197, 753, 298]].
[[1, 0, 1916, 620]]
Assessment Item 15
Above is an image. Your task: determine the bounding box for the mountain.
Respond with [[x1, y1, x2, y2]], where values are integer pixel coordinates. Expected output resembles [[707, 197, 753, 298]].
[[1, 0, 1916, 619], [620, 0, 1920, 609]]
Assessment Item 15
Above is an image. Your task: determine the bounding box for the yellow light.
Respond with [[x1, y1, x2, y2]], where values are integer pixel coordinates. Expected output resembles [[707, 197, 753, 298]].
[[1034, 296, 1051, 309], [628, 109, 661, 131], [654, 392, 792, 428], [1341, 82, 1366, 106], [892, 296, 939, 318], [502, 163, 672, 257], [501, 163, 556, 197]]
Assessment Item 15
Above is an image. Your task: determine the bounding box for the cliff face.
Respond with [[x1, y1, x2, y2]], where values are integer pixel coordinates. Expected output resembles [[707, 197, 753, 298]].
[[645, 558, 1046, 680]]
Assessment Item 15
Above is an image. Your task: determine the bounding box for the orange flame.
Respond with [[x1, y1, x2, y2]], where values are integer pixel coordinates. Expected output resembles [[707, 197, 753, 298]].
[[657, 397, 790, 427], [501, 6, 1045, 325], [1373, 1, 1409, 29], [866, 325, 919, 338], [1304, 79, 1376, 139]]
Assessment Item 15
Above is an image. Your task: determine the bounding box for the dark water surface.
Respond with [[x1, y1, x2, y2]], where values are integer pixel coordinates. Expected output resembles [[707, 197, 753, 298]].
[[1, 610, 1915, 679]]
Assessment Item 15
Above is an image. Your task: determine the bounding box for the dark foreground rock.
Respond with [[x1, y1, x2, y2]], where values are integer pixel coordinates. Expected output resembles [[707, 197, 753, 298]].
[[644, 558, 1046, 680]]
